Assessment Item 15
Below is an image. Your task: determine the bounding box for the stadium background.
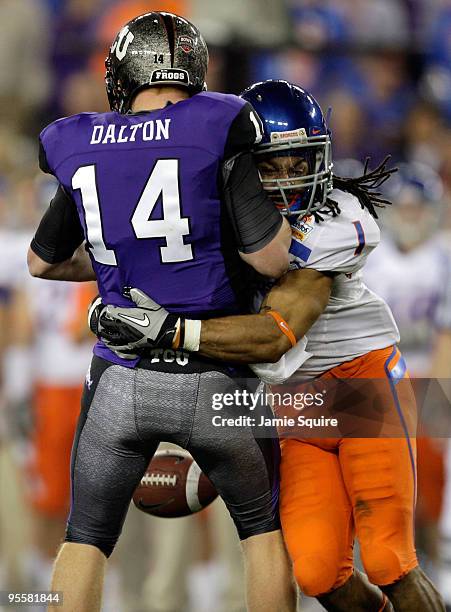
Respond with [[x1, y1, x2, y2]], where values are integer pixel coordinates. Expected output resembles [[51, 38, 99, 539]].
[[0, 0, 450, 611]]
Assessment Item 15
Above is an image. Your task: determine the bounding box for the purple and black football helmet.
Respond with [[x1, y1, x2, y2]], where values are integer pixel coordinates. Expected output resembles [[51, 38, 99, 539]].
[[241, 80, 333, 218]]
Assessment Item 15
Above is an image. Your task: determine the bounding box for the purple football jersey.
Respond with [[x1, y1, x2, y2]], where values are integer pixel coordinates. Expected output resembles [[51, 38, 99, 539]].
[[40, 92, 252, 365]]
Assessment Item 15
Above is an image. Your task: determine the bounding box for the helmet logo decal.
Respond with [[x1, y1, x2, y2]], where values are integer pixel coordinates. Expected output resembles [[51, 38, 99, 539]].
[[178, 36, 195, 54], [270, 128, 307, 143], [112, 26, 135, 61], [150, 69, 189, 85]]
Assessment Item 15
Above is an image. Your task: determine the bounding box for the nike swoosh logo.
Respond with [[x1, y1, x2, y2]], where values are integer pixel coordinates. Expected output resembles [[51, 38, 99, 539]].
[[118, 313, 150, 327], [137, 498, 174, 511], [280, 322, 289, 331]]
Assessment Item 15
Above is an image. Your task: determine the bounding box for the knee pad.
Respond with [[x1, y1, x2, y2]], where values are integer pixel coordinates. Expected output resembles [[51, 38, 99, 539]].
[[361, 542, 411, 586], [226, 490, 281, 540], [65, 526, 115, 558], [293, 554, 346, 597]]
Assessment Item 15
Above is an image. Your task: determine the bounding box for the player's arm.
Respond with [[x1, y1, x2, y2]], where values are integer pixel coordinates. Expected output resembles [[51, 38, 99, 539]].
[[223, 152, 291, 278], [28, 243, 95, 282], [27, 184, 95, 282], [221, 102, 291, 278], [198, 268, 332, 363], [93, 268, 332, 364]]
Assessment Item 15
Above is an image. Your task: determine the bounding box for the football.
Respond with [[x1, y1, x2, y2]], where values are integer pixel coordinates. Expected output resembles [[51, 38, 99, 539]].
[[132, 449, 218, 518]]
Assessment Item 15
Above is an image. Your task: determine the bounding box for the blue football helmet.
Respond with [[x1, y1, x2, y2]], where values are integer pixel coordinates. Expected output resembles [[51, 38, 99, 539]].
[[241, 80, 333, 218]]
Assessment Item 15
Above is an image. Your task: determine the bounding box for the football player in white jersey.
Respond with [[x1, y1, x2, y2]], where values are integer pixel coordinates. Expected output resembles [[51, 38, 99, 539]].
[[94, 80, 445, 611]]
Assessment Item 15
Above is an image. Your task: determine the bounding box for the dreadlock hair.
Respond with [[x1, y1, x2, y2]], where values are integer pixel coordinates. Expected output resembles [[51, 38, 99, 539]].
[[313, 156, 398, 223]]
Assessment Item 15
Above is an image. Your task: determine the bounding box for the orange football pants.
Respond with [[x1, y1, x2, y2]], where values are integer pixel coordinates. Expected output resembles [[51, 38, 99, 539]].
[[26, 385, 82, 517], [278, 346, 418, 596]]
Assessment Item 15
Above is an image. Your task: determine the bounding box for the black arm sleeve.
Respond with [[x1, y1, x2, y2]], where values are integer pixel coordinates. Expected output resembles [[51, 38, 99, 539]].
[[222, 152, 283, 254], [223, 101, 263, 159], [30, 185, 85, 264]]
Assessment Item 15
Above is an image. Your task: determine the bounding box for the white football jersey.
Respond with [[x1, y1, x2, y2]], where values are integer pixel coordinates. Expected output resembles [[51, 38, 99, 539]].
[[274, 189, 399, 377], [364, 235, 451, 375]]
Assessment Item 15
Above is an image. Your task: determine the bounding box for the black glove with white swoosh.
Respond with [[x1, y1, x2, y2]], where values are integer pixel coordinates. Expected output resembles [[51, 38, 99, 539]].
[[88, 289, 180, 358]]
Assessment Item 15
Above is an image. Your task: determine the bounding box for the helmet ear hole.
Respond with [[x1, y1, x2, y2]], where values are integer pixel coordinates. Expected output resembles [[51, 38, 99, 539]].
[[105, 12, 209, 113]]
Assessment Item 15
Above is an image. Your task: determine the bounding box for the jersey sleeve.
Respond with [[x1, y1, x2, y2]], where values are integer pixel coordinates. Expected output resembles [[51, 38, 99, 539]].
[[30, 184, 85, 263], [38, 114, 87, 179], [221, 152, 283, 253], [223, 101, 263, 159], [38, 118, 64, 176], [289, 191, 381, 275]]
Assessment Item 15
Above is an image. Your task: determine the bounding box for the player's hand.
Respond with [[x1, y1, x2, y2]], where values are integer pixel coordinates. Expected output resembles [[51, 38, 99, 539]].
[[88, 294, 138, 359], [89, 289, 180, 357]]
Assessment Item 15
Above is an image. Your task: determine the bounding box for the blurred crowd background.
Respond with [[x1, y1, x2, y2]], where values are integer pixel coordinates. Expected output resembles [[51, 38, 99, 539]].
[[0, 1, 450, 611]]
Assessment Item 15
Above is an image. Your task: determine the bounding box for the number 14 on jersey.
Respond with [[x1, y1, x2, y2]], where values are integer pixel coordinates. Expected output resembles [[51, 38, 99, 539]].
[[72, 159, 193, 266]]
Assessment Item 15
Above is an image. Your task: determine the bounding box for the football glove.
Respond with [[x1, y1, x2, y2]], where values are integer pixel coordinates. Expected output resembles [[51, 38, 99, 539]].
[[88, 289, 180, 357]]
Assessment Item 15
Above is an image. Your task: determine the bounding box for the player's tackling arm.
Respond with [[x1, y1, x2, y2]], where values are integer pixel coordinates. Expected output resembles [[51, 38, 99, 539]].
[[198, 268, 332, 363], [92, 269, 332, 362]]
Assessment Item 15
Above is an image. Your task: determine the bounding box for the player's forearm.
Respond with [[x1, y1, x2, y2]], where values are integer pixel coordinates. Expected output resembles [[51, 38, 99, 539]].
[[198, 269, 332, 364], [28, 244, 96, 282], [199, 313, 290, 363]]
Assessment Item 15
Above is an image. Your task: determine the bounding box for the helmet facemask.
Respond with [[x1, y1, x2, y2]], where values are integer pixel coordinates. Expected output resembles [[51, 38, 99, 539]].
[[255, 132, 333, 219]]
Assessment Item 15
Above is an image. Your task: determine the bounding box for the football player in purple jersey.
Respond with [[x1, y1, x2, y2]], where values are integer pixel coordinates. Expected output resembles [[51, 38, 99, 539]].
[[27, 12, 295, 612]]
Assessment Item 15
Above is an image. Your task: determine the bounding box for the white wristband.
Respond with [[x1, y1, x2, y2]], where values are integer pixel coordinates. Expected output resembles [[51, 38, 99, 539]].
[[184, 319, 202, 352]]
